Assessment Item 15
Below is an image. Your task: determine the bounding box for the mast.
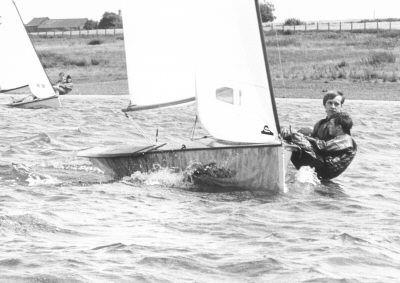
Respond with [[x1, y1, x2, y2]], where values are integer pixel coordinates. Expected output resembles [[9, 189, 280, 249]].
[[254, 0, 281, 133]]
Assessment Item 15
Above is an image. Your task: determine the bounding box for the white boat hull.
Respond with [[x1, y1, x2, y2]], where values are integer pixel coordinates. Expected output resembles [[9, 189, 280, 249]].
[[6, 96, 61, 109], [79, 144, 293, 193]]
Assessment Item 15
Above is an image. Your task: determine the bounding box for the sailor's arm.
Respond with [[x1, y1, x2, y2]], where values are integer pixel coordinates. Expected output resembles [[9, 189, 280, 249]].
[[306, 135, 352, 153]]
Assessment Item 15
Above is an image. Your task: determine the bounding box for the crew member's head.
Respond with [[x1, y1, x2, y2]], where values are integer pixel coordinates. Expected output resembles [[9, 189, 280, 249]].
[[328, 112, 353, 136], [323, 90, 345, 117]]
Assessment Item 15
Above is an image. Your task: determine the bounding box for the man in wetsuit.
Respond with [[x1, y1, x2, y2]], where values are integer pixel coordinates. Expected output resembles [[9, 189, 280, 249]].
[[285, 112, 357, 179], [284, 90, 345, 140], [308, 90, 345, 140]]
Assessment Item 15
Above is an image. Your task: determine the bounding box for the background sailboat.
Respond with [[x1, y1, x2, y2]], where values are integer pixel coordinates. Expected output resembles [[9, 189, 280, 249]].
[[79, 0, 293, 193], [0, 0, 60, 109]]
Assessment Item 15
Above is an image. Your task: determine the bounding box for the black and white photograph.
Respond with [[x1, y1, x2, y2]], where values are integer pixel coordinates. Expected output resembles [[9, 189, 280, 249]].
[[0, 0, 399, 281]]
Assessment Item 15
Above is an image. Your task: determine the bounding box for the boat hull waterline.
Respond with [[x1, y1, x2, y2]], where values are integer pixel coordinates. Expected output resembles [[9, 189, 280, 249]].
[[6, 96, 60, 109], [79, 144, 293, 193]]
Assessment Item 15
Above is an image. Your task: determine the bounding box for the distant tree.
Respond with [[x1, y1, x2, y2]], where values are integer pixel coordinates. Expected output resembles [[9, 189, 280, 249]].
[[284, 18, 305, 26], [84, 19, 98, 30], [98, 12, 123, 29], [259, 1, 275, 23]]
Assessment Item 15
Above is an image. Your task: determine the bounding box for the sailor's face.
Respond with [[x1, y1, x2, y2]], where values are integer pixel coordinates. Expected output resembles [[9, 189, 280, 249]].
[[324, 95, 343, 117]]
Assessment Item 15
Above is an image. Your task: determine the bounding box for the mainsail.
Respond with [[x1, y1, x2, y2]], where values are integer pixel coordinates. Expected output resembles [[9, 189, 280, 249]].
[[123, 0, 280, 144], [0, 0, 56, 99], [123, 0, 196, 110], [194, 0, 280, 144]]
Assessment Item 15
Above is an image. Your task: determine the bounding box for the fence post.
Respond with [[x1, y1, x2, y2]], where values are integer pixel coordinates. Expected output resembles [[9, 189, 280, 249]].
[[70, 30, 72, 37], [114, 28, 116, 36], [293, 25, 295, 32], [328, 22, 330, 31], [364, 22, 366, 31], [305, 22, 307, 31], [96, 29, 98, 36], [350, 22, 353, 31], [376, 21, 379, 31], [389, 21, 392, 30], [317, 22, 319, 31]]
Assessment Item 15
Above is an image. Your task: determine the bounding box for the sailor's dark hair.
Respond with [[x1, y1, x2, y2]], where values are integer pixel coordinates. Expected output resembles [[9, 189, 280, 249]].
[[323, 90, 345, 106], [66, 75, 71, 80], [331, 112, 353, 135]]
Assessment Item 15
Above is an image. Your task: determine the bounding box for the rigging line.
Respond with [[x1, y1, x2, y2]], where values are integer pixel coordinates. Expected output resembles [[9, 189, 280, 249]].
[[274, 30, 286, 89], [119, 110, 154, 145], [190, 115, 198, 140], [274, 29, 290, 128]]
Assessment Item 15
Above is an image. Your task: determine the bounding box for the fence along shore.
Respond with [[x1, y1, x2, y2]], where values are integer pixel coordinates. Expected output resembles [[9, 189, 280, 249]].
[[28, 28, 124, 37], [263, 20, 400, 32], [27, 20, 400, 38]]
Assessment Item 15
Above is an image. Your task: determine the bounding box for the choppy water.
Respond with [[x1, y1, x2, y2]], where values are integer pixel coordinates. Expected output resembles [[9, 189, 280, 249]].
[[0, 94, 399, 282]]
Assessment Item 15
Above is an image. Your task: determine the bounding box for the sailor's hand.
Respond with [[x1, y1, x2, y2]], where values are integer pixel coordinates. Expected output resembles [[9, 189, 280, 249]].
[[298, 127, 313, 136], [280, 127, 292, 140], [304, 136, 316, 143]]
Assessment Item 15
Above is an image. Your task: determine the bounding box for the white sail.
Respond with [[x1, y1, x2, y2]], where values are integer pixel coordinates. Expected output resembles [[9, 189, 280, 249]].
[[194, 0, 280, 144], [123, 0, 196, 109], [0, 0, 55, 99], [122, 0, 280, 144]]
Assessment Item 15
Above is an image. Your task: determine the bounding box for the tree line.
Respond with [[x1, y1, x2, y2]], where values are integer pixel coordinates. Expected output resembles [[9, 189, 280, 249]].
[[84, 12, 123, 30], [84, 3, 276, 30]]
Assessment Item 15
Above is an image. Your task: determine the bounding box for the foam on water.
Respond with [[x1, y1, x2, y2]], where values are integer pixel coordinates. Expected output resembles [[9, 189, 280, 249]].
[[122, 168, 192, 189], [295, 166, 320, 185]]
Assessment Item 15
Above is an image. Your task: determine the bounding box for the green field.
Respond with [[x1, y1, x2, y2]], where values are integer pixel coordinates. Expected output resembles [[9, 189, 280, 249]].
[[31, 31, 400, 100]]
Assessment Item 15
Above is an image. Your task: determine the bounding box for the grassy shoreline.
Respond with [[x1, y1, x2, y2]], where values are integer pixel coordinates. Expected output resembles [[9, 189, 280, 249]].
[[31, 31, 400, 100]]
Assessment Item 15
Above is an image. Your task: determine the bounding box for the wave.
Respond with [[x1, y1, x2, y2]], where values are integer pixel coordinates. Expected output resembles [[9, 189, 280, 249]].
[[0, 274, 84, 283], [0, 214, 76, 235], [11, 163, 61, 186], [18, 132, 52, 145]]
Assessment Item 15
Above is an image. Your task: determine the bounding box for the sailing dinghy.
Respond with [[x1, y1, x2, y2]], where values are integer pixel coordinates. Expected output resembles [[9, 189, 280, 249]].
[[79, 0, 293, 193], [0, 0, 60, 109]]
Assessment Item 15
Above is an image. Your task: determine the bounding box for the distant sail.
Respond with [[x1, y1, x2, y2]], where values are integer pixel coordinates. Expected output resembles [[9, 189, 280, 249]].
[[0, 0, 56, 99], [194, 0, 280, 144], [123, 0, 196, 109]]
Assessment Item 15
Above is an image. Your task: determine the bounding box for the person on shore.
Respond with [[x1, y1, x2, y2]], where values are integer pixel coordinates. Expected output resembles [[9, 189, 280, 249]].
[[284, 112, 357, 179]]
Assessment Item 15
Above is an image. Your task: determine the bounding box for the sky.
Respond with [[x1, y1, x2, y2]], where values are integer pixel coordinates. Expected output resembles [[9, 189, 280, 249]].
[[14, 0, 400, 24]]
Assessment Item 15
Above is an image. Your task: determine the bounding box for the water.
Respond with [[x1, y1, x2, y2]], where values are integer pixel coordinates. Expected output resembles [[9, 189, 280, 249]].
[[0, 94, 399, 282]]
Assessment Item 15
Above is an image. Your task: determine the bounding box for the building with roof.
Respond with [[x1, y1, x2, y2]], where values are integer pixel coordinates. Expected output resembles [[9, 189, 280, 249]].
[[26, 18, 88, 32], [25, 17, 49, 32]]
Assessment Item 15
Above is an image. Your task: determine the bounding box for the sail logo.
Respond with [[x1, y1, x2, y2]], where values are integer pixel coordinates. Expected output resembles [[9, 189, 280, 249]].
[[261, 125, 273, 135], [0, 16, 2, 26]]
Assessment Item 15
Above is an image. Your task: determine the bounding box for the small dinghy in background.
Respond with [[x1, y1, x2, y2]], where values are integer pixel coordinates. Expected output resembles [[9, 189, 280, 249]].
[[0, 0, 60, 109]]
